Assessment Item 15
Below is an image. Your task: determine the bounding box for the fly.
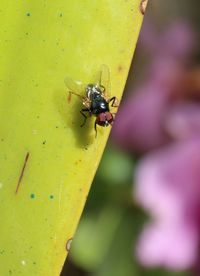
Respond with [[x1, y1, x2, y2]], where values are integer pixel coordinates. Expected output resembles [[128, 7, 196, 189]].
[[65, 65, 119, 137]]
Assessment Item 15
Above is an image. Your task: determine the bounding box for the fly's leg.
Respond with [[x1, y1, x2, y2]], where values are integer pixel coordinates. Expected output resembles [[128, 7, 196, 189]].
[[82, 98, 91, 109], [80, 108, 90, 127], [109, 97, 119, 107], [110, 113, 117, 125], [94, 121, 98, 138]]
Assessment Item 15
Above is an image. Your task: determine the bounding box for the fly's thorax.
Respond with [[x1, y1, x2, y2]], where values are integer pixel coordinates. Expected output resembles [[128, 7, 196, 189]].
[[85, 84, 103, 100]]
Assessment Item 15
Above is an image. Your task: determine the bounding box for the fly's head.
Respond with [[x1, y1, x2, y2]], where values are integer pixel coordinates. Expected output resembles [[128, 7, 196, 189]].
[[96, 112, 114, 127]]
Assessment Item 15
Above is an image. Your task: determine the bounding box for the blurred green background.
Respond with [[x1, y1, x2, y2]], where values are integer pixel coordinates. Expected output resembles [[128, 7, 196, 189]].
[[61, 1, 200, 275]]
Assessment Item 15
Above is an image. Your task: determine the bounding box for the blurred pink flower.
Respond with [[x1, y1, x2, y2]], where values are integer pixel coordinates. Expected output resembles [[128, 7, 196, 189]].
[[135, 140, 200, 269], [140, 21, 196, 60], [112, 21, 200, 271], [112, 21, 196, 153]]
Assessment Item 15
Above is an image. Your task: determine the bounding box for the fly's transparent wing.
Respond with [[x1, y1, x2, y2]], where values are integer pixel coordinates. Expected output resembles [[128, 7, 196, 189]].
[[65, 76, 86, 103], [99, 64, 111, 98], [64, 76, 85, 95]]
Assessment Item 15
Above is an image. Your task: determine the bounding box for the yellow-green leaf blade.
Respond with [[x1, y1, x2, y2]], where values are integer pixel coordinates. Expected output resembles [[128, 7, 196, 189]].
[[0, 0, 145, 275]]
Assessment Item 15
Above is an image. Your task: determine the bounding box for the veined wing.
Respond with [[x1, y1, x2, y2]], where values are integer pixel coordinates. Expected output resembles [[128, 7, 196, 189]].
[[99, 64, 111, 98], [64, 76, 85, 95]]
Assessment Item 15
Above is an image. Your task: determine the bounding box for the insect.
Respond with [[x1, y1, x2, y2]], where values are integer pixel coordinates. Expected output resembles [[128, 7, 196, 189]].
[[65, 65, 119, 137]]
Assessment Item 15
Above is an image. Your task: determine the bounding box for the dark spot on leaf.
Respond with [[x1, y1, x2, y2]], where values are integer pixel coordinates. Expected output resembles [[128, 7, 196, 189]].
[[118, 65, 123, 72], [15, 152, 30, 194]]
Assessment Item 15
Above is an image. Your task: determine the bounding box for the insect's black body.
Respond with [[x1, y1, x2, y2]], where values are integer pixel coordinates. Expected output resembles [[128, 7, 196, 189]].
[[66, 65, 119, 137], [86, 84, 109, 115], [90, 95, 109, 115]]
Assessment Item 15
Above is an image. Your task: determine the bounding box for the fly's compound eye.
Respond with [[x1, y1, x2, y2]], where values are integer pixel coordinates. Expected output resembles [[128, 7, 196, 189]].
[[106, 112, 114, 124], [96, 112, 113, 127]]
